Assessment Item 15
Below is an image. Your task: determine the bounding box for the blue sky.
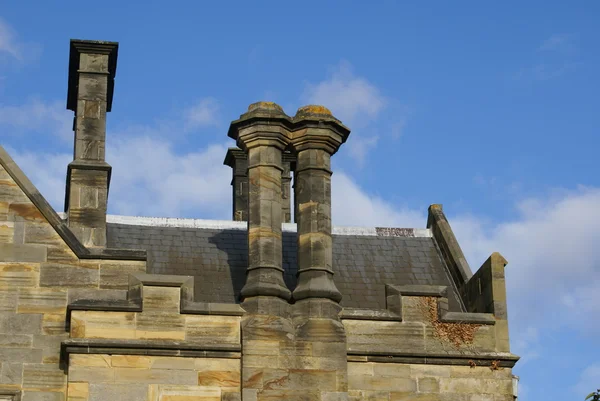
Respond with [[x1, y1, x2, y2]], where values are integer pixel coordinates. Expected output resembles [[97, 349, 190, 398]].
[[1, 1, 599, 399]]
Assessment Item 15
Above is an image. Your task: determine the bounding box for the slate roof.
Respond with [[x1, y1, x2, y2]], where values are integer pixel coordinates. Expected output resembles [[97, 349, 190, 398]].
[[107, 218, 465, 312]]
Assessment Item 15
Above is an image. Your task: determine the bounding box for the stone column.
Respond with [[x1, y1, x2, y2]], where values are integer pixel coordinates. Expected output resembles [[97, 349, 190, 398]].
[[281, 151, 295, 223], [65, 39, 118, 247], [291, 105, 350, 303], [228, 102, 293, 301], [223, 147, 248, 221]]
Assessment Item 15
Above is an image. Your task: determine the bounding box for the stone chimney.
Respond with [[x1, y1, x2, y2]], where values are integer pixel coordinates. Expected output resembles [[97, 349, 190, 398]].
[[64, 39, 118, 247], [224, 148, 295, 223], [290, 105, 350, 302], [223, 148, 248, 221], [227, 102, 293, 301]]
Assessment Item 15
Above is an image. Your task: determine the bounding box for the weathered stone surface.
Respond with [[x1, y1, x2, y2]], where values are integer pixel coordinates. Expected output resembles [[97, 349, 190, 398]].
[[18, 289, 67, 314], [98, 261, 145, 290], [21, 391, 66, 401], [70, 311, 135, 339], [0, 263, 40, 288], [0, 243, 47, 263], [0, 312, 42, 334], [22, 363, 66, 390], [0, 362, 24, 384], [185, 316, 240, 344], [88, 383, 146, 401], [39, 263, 99, 288]]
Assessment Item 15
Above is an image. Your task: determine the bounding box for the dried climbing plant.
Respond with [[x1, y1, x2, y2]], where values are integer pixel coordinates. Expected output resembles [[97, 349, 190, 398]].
[[418, 297, 481, 349]]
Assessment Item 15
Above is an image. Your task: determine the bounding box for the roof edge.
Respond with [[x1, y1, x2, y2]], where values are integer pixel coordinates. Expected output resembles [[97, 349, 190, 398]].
[[97, 213, 432, 238], [0, 145, 145, 261]]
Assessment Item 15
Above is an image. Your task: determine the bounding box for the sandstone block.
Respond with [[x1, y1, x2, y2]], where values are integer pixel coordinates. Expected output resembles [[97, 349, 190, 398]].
[[113, 368, 197, 385], [0, 312, 42, 334], [0, 243, 47, 263], [0, 222, 13, 243], [22, 363, 66, 391], [1, 362, 24, 384], [42, 313, 67, 335], [108, 355, 151, 369], [185, 316, 240, 344], [148, 385, 221, 401], [21, 391, 66, 401], [39, 263, 99, 288], [70, 354, 111, 368], [98, 262, 145, 290], [70, 311, 135, 339], [67, 365, 114, 383], [0, 263, 40, 287], [0, 333, 32, 347], [135, 312, 185, 341], [18, 288, 67, 314], [0, 287, 18, 311], [150, 357, 195, 370], [418, 377, 440, 393], [88, 383, 147, 401], [142, 287, 180, 312], [67, 382, 88, 401]]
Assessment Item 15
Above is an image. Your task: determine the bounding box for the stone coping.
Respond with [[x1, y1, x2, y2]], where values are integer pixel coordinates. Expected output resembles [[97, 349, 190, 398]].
[[68, 273, 245, 319], [339, 308, 402, 321], [66, 213, 432, 238], [340, 307, 495, 325], [61, 339, 241, 362], [384, 284, 496, 325], [347, 351, 520, 368]]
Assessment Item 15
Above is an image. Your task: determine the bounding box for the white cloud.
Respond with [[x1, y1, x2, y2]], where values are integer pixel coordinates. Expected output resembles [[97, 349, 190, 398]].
[[5, 147, 71, 209], [331, 171, 424, 228], [107, 135, 230, 218], [302, 61, 390, 163], [303, 61, 386, 126], [0, 98, 72, 141], [451, 187, 600, 336], [184, 98, 220, 130], [345, 135, 379, 167], [0, 17, 20, 60]]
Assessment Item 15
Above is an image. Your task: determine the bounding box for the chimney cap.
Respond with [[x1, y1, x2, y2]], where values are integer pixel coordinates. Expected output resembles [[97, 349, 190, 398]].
[[227, 101, 293, 143], [291, 104, 351, 152], [67, 39, 119, 113], [223, 147, 247, 167]]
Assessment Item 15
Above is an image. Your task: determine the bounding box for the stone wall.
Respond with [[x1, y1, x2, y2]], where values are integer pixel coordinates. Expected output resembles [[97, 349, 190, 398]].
[[67, 354, 239, 401], [348, 362, 514, 400], [0, 162, 146, 400], [0, 151, 518, 400]]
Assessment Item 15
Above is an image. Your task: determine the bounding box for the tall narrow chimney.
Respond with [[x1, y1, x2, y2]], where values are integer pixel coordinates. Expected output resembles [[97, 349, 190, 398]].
[[65, 40, 118, 247], [228, 102, 293, 301], [223, 148, 248, 221], [291, 105, 350, 302]]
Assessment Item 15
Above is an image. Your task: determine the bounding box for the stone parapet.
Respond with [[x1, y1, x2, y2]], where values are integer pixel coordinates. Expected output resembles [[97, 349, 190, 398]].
[[427, 204, 473, 291]]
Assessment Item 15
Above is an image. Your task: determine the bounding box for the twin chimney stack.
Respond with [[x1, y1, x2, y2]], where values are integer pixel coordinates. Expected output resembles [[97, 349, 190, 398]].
[[227, 102, 350, 303], [62, 39, 351, 305]]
